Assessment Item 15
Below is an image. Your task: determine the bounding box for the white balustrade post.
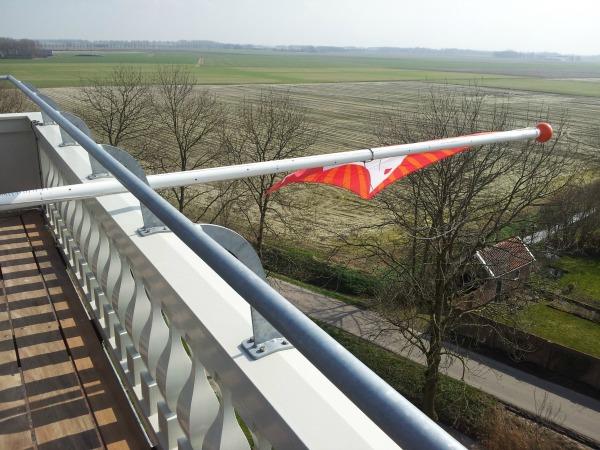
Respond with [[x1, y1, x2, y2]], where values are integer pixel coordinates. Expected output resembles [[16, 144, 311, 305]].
[[111, 254, 136, 364], [125, 273, 151, 386], [176, 351, 219, 449], [92, 229, 112, 323], [83, 217, 101, 311], [100, 238, 121, 339], [66, 201, 83, 272], [156, 324, 190, 449], [74, 204, 92, 289], [139, 285, 170, 416], [203, 377, 250, 450], [139, 286, 170, 378]]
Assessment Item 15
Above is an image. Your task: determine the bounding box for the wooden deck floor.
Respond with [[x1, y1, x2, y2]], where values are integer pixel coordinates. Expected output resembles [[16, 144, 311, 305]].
[[0, 211, 148, 450]]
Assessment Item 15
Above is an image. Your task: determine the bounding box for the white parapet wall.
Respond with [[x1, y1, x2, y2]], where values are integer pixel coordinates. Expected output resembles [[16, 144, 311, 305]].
[[23, 114, 400, 450], [0, 112, 43, 194]]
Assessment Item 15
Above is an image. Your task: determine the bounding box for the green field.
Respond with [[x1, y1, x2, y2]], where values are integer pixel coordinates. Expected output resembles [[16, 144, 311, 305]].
[[1, 50, 600, 97], [553, 256, 600, 305], [517, 302, 600, 358], [452, 77, 600, 97], [0, 50, 513, 87]]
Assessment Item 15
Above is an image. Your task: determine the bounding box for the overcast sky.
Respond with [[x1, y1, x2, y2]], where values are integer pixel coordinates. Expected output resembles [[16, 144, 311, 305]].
[[1, 0, 599, 55]]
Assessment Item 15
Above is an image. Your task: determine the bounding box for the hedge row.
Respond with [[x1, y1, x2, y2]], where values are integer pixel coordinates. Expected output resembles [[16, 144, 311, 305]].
[[262, 245, 376, 297]]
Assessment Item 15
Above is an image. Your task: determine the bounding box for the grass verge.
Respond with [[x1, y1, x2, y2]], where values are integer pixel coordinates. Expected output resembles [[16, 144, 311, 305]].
[[553, 256, 600, 305], [518, 302, 600, 358]]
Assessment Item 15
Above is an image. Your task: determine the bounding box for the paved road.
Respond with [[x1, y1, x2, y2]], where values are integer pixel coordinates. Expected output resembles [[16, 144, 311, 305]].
[[523, 211, 592, 245], [270, 278, 600, 445]]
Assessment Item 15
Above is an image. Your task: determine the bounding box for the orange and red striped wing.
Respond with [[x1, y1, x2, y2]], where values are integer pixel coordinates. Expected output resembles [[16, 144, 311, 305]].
[[365, 147, 466, 198], [268, 146, 467, 200], [267, 164, 374, 199]]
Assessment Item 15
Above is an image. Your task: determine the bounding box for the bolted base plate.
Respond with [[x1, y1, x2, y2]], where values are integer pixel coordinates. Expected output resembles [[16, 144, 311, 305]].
[[87, 172, 110, 180], [136, 226, 170, 237], [241, 337, 293, 360]]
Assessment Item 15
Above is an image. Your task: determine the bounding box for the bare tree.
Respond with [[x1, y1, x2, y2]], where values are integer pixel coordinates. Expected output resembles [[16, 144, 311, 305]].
[[209, 180, 245, 229], [221, 90, 318, 257], [539, 180, 600, 253], [0, 37, 38, 58], [345, 88, 573, 420], [152, 66, 226, 219], [0, 83, 24, 113], [76, 66, 153, 157]]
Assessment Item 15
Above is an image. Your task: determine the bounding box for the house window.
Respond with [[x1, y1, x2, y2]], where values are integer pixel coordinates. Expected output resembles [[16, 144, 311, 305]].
[[512, 269, 520, 281], [495, 279, 503, 295]]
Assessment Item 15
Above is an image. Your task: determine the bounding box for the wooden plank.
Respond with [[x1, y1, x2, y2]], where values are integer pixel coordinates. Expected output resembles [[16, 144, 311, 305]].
[[0, 282, 35, 449], [0, 215, 35, 450], [22, 212, 148, 450], [0, 214, 102, 450]]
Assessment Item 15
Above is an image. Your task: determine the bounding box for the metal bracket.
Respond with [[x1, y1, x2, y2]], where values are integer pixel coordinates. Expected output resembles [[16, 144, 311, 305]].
[[23, 81, 37, 92], [197, 224, 293, 359], [19, 82, 45, 125], [88, 144, 118, 179], [59, 112, 91, 146], [37, 93, 58, 125], [86, 144, 169, 236]]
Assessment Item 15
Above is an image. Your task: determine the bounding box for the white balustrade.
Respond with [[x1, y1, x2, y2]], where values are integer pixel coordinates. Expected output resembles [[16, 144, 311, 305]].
[[33, 121, 399, 450]]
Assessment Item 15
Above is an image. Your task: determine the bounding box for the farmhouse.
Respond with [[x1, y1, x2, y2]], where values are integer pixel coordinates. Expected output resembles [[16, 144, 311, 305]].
[[475, 237, 536, 302]]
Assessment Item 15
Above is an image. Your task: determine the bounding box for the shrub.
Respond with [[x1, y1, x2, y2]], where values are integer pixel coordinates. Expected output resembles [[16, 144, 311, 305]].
[[482, 409, 581, 450], [262, 245, 376, 296]]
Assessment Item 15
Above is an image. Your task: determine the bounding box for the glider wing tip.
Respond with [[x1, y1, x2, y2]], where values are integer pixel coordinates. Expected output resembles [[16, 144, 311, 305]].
[[535, 122, 553, 143]]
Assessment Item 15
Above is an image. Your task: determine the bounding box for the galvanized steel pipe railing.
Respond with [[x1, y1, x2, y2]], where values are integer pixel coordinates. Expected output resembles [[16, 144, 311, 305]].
[[5, 74, 465, 449]]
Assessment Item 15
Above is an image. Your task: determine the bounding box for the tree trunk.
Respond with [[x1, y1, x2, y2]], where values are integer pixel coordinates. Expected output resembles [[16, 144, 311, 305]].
[[256, 204, 267, 259], [178, 186, 185, 213], [423, 336, 442, 420], [423, 299, 443, 420]]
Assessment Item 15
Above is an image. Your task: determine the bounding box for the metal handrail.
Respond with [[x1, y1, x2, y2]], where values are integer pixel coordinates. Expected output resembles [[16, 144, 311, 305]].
[[4, 74, 464, 449]]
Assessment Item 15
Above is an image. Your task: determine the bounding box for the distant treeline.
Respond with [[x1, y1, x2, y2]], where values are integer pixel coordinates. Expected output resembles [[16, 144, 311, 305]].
[[493, 49, 581, 62], [38, 39, 274, 52], [26, 38, 595, 61], [0, 37, 52, 59]]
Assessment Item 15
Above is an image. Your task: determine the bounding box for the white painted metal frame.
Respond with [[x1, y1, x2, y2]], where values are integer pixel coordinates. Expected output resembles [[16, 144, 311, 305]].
[[34, 118, 399, 449]]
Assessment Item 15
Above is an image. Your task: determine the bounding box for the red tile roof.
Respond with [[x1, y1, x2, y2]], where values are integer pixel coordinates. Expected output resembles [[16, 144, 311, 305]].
[[475, 237, 535, 278]]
